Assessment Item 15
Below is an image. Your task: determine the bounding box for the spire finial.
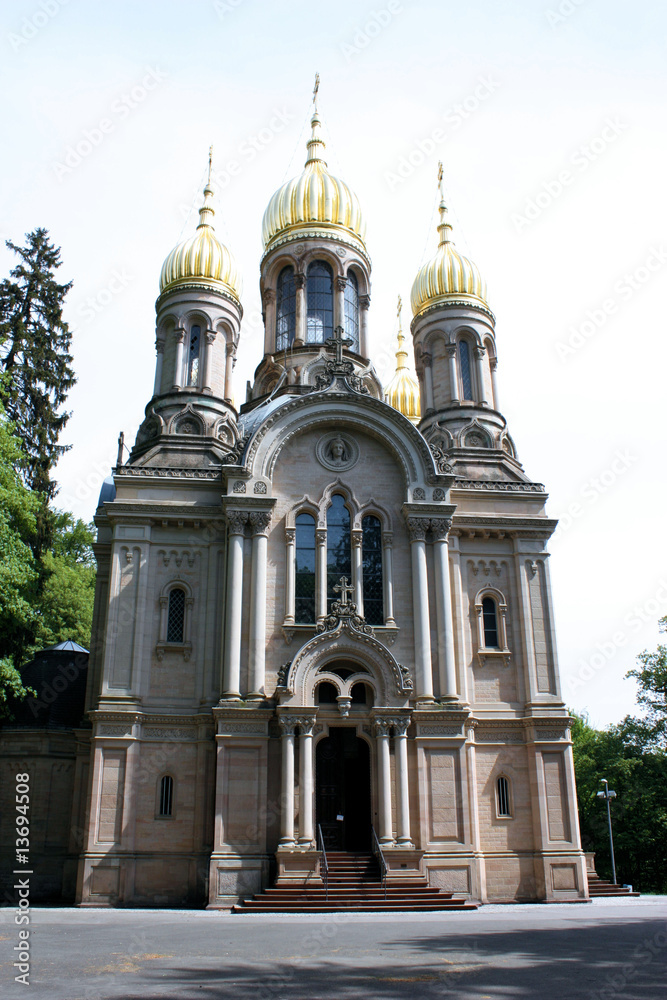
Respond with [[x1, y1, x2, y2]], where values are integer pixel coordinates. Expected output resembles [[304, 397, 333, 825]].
[[197, 146, 216, 230], [395, 293, 408, 370], [436, 160, 453, 246], [305, 73, 327, 167]]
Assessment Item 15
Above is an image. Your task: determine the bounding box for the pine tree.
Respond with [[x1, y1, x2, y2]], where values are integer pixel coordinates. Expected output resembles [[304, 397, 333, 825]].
[[0, 229, 75, 555]]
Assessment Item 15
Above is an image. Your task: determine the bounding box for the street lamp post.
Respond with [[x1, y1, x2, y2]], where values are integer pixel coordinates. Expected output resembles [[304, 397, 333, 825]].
[[596, 778, 617, 885]]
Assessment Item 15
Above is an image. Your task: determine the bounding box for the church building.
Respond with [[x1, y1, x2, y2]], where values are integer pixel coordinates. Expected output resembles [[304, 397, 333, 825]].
[[2, 89, 588, 908]]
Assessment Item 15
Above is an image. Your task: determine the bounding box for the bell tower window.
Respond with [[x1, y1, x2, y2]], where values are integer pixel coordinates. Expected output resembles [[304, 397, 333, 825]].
[[306, 261, 334, 344], [276, 266, 296, 352], [186, 325, 201, 387], [344, 271, 359, 351], [326, 494, 351, 612], [458, 339, 473, 401]]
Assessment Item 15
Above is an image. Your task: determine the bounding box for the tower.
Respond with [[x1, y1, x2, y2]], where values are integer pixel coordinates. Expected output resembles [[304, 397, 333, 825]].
[[384, 296, 421, 425]]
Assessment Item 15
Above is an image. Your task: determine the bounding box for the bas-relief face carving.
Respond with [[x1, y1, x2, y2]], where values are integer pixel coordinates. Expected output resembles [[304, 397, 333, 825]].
[[316, 432, 359, 472]]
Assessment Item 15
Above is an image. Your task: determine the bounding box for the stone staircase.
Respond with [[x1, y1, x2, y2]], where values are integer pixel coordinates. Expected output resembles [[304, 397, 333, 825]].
[[587, 872, 640, 898], [233, 851, 477, 913]]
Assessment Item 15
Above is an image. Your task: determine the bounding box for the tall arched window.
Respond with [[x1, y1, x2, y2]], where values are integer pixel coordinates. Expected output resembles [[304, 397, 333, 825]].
[[159, 775, 174, 817], [306, 261, 334, 343], [186, 325, 201, 387], [344, 271, 359, 351], [496, 776, 511, 818], [276, 266, 296, 352], [482, 596, 499, 648], [327, 495, 351, 612], [362, 515, 383, 625], [295, 513, 316, 623], [458, 339, 473, 401], [167, 588, 186, 643]]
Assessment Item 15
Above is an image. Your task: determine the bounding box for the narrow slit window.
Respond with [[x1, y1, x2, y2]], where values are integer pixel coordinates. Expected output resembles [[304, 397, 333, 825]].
[[295, 513, 316, 624], [362, 515, 383, 625], [344, 272, 359, 351], [159, 775, 174, 817], [276, 266, 296, 352], [167, 588, 186, 643], [482, 596, 499, 648], [459, 339, 473, 400], [187, 325, 201, 386], [496, 776, 511, 818]]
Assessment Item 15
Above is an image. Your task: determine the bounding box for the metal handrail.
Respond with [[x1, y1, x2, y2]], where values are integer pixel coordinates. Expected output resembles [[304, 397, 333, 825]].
[[371, 825, 387, 900], [317, 824, 329, 903]]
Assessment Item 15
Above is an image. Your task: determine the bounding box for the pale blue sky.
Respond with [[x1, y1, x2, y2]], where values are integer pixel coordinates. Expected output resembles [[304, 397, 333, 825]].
[[2, 0, 666, 726]]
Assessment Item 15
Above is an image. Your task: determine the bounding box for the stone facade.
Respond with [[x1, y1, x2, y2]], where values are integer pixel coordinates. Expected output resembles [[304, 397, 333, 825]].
[[2, 101, 588, 908]]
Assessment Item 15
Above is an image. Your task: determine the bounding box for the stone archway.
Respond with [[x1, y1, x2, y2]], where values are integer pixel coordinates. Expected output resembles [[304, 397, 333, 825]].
[[316, 728, 371, 850]]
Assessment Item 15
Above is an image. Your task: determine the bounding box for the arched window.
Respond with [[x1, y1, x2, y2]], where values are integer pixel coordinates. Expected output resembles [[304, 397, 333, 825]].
[[496, 776, 511, 818], [344, 272, 359, 351], [276, 266, 296, 352], [482, 596, 499, 648], [362, 515, 383, 625], [186, 325, 201, 387], [316, 681, 338, 704], [458, 339, 473, 401], [295, 513, 316, 624], [167, 588, 186, 643], [159, 775, 174, 817], [327, 494, 351, 612], [306, 261, 333, 344]]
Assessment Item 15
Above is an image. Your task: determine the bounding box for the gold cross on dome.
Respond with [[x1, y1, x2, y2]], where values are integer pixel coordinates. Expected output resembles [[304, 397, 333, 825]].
[[334, 576, 354, 606]]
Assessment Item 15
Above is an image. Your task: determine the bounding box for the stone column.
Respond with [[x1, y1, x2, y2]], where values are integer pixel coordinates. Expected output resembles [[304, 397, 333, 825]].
[[382, 531, 396, 627], [445, 343, 459, 404], [474, 346, 488, 405], [316, 528, 327, 622], [406, 517, 434, 701], [224, 342, 236, 403], [431, 517, 458, 701], [359, 294, 370, 357], [279, 718, 296, 847], [263, 287, 276, 354], [352, 529, 363, 616], [172, 327, 185, 391], [297, 716, 317, 846], [393, 718, 412, 846], [374, 720, 393, 845], [335, 276, 347, 335], [222, 510, 246, 698], [203, 330, 216, 395], [284, 527, 296, 625], [489, 356, 500, 410], [247, 511, 272, 700], [294, 272, 306, 346], [153, 338, 164, 397], [422, 355, 434, 412]]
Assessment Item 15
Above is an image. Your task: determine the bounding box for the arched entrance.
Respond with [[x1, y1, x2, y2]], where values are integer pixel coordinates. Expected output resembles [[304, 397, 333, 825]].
[[316, 728, 371, 850]]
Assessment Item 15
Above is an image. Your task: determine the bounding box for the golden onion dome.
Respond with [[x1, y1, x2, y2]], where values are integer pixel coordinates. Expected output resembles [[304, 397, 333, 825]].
[[262, 106, 367, 257], [384, 297, 421, 424], [411, 164, 489, 319], [160, 154, 241, 302]]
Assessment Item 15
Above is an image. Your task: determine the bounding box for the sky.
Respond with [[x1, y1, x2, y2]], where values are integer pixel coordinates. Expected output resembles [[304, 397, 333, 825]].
[[1, 0, 666, 727]]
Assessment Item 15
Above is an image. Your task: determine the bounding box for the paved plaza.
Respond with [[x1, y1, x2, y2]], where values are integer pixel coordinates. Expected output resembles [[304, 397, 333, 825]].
[[2, 897, 666, 999]]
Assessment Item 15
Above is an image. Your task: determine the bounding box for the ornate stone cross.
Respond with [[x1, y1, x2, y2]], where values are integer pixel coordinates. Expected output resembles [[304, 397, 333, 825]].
[[333, 575, 354, 606], [325, 325, 352, 365]]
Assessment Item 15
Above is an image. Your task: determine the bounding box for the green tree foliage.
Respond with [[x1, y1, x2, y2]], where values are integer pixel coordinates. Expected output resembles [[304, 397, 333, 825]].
[[0, 228, 75, 555], [33, 514, 96, 649], [625, 617, 667, 749], [571, 712, 667, 893]]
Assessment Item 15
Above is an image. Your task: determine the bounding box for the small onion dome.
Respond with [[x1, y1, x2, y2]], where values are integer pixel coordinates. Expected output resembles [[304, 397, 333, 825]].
[[411, 167, 488, 319], [262, 108, 367, 257], [160, 166, 241, 302], [384, 299, 421, 424]]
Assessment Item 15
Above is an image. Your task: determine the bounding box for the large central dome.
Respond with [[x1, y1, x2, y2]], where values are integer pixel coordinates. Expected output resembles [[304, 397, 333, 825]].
[[262, 109, 367, 257]]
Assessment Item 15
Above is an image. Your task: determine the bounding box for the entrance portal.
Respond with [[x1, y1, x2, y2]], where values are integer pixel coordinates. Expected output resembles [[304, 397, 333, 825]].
[[316, 728, 371, 850]]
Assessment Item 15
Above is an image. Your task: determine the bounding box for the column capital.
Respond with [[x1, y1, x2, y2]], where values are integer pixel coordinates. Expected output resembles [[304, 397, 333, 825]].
[[175, 327, 186, 343], [490, 356, 498, 371], [294, 715, 317, 736], [382, 531, 394, 547], [430, 517, 453, 541], [421, 353, 433, 368], [389, 716, 410, 736], [474, 345, 486, 360], [406, 516, 430, 542], [373, 719, 393, 738], [225, 510, 248, 535], [249, 511, 272, 536], [351, 529, 362, 549], [278, 716, 297, 736], [285, 527, 296, 543], [155, 338, 165, 354], [445, 342, 457, 358], [205, 329, 216, 345], [359, 293, 371, 310], [263, 287, 276, 304], [335, 275, 348, 292], [315, 529, 327, 546], [294, 272, 306, 290]]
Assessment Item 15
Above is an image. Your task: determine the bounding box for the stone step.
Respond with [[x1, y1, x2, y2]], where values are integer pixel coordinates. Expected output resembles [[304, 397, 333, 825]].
[[234, 901, 476, 913]]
